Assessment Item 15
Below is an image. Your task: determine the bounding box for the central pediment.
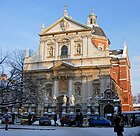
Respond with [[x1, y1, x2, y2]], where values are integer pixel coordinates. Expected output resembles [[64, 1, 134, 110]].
[[40, 16, 91, 35], [50, 61, 76, 70]]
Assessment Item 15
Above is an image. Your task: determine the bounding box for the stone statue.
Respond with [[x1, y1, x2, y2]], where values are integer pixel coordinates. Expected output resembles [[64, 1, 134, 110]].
[[69, 95, 75, 106], [44, 96, 48, 104], [87, 95, 92, 106], [52, 95, 57, 106], [63, 95, 67, 106]]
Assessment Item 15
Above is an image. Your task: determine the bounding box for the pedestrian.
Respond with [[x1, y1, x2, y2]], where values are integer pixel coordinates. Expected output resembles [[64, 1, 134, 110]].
[[32, 114, 37, 123], [75, 113, 80, 127], [5, 114, 9, 131], [114, 113, 124, 136], [28, 113, 32, 125], [12, 113, 15, 124], [124, 115, 129, 125], [54, 114, 57, 126], [131, 114, 135, 127], [79, 112, 83, 127]]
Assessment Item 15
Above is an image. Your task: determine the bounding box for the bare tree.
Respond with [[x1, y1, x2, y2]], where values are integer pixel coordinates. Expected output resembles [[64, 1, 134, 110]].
[[133, 93, 140, 104], [0, 50, 9, 105], [0, 49, 33, 105]]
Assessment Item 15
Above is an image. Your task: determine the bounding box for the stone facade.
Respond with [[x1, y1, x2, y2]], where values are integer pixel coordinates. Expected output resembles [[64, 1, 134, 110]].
[[23, 9, 133, 116]]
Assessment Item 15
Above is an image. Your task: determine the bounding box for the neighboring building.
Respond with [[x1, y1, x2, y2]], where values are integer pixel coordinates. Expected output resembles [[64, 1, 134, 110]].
[[110, 41, 133, 111], [23, 8, 133, 116], [133, 104, 140, 111]]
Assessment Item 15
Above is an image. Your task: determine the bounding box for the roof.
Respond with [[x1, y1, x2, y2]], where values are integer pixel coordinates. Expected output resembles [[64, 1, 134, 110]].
[[40, 16, 91, 36], [109, 49, 123, 56], [92, 26, 107, 37]]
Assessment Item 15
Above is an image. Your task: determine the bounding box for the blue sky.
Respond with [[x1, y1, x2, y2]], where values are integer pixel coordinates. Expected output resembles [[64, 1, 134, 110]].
[[0, 0, 139, 95]]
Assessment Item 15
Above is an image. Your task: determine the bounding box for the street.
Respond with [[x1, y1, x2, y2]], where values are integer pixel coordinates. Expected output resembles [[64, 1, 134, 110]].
[[0, 125, 140, 136]]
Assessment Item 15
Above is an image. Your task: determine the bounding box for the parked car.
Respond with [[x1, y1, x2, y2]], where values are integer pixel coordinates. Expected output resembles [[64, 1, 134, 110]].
[[21, 115, 29, 125], [60, 114, 76, 126], [130, 114, 140, 127], [39, 116, 51, 126], [88, 116, 111, 127], [135, 115, 140, 126], [1, 114, 12, 124]]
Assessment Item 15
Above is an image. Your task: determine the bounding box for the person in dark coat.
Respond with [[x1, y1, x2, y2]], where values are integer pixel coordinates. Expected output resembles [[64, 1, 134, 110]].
[[79, 112, 83, 127], [12, 113, 15, 124], [114, 113, 124, 136], [5, 114, 9, 131], [28, 114, 32, 125], [124, 115, 129, 125], [75, 113, 80, 127], [131, 114, 135, 127], [54, 114, 57, 126]]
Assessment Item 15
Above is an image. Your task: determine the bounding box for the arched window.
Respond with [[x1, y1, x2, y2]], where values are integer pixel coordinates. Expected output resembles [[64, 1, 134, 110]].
[[61, 45, 68, 56], [90, 18, 93, 24]]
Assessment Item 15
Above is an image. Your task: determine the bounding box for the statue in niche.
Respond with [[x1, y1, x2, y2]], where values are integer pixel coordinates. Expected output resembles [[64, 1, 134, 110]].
[[49, 47, 53, 56], [75, 86, 81, 96], [63, 95, 67, 106], [69, 95, 75, 106], [44, 96, 48, 105], [52, 95, 57, 106], [76, 44, 81, 54], [87, 95, 92, 106], [46, 85, 52, 97]]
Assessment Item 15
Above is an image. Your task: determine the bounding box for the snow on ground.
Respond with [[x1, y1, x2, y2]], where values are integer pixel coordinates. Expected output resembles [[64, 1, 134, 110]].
[[0, 125, 139, 136]]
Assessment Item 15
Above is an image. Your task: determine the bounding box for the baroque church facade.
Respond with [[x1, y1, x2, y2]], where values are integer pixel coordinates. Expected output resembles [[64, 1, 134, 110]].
[[23, 9, 133, 116]]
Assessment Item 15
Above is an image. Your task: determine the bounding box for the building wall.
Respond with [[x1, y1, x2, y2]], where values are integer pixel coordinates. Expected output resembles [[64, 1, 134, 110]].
[[23, 13, 133, 116], [110, 58, 133, 111]]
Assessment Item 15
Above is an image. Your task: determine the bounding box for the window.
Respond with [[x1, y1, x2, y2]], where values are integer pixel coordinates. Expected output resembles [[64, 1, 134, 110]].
[[98, 47, 103, 50], [107, 92, 111, 99], [90, 18, 93, 24], [61, 45, 68, 56], [98, 43, 104, 50]]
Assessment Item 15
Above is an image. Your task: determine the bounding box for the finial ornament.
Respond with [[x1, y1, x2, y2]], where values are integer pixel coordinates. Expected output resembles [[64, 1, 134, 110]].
[[91, 8, 94, 14], [25, 48, 29, 58], [64, 4, 68, 17], [122, 38, 127, 57], [41, 21, 45, 31]]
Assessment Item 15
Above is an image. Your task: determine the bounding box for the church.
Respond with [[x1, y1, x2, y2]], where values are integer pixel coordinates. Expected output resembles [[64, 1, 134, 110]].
[[23, 8, 133, 117]]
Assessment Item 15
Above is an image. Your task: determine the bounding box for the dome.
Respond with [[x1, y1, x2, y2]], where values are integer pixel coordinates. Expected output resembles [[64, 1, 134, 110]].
[[93, 26, 107, 37]]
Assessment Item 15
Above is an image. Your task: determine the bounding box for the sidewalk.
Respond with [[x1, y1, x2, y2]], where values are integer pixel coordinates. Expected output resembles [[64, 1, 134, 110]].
[[0, 124, 55, 130]]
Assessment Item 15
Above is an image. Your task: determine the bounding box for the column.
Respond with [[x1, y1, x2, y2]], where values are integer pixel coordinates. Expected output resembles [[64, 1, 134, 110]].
[[54, 78, 58, 97], [68, 77, 73, 97], [54, 38, 57, 60]]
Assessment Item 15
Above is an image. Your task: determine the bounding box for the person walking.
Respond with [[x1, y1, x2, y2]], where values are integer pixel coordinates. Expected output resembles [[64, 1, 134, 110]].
[[114, 113, 124, 136], [124, 115, 129, 125], [28, 113, 32, 125], [79, 112, 83, 127], [54, 114, 57, 126], [5, 114, 9, 131], [12, 113, 15, 124], [75, 113, 80, 127], [131, 114, 135, 127]]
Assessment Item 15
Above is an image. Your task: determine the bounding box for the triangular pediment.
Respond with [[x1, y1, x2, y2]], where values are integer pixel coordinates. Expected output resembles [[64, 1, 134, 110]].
[[51, 61, 75, 70], [40, 16, 91, 35]]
